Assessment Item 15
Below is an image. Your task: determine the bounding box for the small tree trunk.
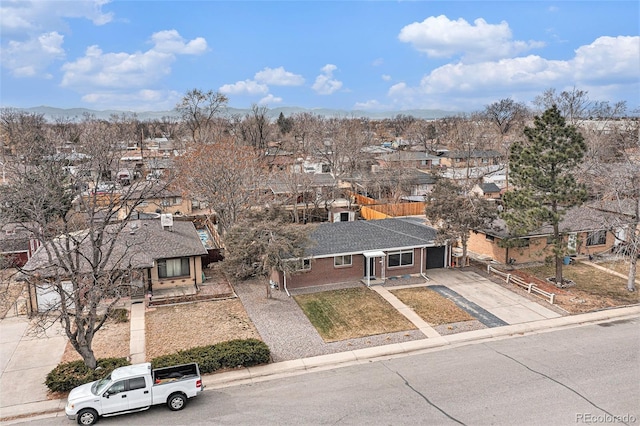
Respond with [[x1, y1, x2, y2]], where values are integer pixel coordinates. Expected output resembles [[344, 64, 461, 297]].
[[77, 345, 98, 370], [628, 255, 637, 292], [555, 254, 564, 287]]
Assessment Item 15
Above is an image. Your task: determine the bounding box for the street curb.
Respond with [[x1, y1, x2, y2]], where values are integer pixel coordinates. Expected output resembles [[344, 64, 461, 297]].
[[2, 305, 638, 423], [202, 305, 640, 389]]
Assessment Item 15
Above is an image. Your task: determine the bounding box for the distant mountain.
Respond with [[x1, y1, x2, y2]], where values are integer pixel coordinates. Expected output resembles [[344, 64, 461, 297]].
[[9, 105, 458, 122]]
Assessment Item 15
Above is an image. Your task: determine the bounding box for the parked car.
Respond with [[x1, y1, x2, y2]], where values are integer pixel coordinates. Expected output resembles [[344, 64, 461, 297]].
[[65, 362, 203, 425]]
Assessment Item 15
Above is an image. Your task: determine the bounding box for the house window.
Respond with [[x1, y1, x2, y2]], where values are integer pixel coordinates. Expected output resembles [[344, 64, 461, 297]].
[[292, 258, 311, 271], [388, 250, 413, 268], [334, 255, 352, 267], [161, 197, 181, 207], [158, 257, 190, 278], [486, 235, 495, 242], [587, 230, 607, 246]]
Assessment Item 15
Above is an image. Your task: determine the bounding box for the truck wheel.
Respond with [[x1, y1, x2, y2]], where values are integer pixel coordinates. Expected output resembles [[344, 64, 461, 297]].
[[167, 393, 186, 411], [77, 408, 98, 425]]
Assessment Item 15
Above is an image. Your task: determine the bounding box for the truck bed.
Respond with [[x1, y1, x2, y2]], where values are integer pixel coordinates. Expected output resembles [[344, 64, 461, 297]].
[[152, 363, 200, 386]]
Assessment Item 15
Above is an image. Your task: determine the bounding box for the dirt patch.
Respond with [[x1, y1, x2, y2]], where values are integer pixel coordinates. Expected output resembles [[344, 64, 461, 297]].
[[145, 298, 260, 360], [60, 319, 131, 363], [0, 269, 26, 319], [508, 262, 639, 313]]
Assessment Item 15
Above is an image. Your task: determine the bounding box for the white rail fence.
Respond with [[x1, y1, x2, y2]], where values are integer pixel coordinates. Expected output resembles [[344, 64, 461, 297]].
[[487, 265, 556, 304]]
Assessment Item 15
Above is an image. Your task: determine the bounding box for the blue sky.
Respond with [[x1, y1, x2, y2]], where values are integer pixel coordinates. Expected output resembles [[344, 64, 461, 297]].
[[1, 1, 638, 113]]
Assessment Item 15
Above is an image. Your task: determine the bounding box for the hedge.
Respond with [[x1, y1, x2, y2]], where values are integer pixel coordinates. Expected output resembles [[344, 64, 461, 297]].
[[46, 339, 270, 393], [45, 357, 130, 393], [151, 338, 271, 374]]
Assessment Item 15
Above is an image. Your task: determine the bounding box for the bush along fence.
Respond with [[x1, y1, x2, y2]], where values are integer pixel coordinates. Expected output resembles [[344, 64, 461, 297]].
[[487, 265, 556, 304]]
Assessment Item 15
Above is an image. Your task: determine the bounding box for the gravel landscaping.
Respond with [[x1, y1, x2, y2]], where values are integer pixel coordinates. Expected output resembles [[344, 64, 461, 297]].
[[233, 278, 426, 362]]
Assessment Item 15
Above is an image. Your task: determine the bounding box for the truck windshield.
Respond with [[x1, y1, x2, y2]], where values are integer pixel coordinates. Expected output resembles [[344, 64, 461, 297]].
[[91, 374, 112, 395]]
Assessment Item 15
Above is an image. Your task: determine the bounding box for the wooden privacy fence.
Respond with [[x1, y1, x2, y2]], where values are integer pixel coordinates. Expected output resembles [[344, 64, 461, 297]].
[[361, 202, 426, 220], [487, 265, 556, 304]]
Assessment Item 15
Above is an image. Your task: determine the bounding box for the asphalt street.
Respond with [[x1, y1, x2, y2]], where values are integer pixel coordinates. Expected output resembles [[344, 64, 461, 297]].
[[15, 316, 640, 426]]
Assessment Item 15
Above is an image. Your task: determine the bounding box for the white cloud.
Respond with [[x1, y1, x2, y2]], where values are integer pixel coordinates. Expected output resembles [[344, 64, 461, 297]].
[[219, 79, 269, 95], [354, 99, 387, 110], [0, 0, 113, 34], [151, 30, 207, 55], [0, 0, 113, 77], [372, 58, 384, 67], [258, 94, 283, 105], [572, 36, 640, 83], [80, 89, 182, 111], [387, 35, 640, 110], [312, 64, 342, 95], [60, 30, 207, 96], [398, 15, 544, 62], [381, 74, 391, 81], [1, 31, 65, 77], [254, 66, 304, 86]]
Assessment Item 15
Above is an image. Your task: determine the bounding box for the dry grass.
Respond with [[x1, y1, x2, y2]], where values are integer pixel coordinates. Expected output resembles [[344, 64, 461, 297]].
[[596, 259, 636, 277], [61, 319, 131, 363], [294, 287, 416, 342], [521, 262, 640, 313], [145, 299, 260, 360], [59, 297, 261, 365], [390, 287, 474, 326]]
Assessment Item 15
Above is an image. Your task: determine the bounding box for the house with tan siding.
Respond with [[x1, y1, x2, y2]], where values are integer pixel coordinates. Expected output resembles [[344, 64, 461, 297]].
[[467, 205, 631, 265]]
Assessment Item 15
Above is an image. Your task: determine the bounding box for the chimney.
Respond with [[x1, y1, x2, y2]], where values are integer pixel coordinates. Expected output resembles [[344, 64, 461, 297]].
[[160, 213, 174, 231]]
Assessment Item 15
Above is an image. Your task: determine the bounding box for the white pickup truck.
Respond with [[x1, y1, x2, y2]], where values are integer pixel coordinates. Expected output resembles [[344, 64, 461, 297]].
[[65, 362, 203, 425]]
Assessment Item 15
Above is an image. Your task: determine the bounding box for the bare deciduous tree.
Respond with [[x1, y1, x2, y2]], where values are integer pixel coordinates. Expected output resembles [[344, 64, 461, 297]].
[[0, 113, 171, 368], [175, 88, 228, 144], [175, 142, 266, 236]]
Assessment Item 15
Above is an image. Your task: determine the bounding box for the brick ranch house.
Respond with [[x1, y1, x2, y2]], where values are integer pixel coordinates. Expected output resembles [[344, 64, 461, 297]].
[[272, 217, 449, 293], [21, 217, 207, 312], [467, 205, 632, 265]]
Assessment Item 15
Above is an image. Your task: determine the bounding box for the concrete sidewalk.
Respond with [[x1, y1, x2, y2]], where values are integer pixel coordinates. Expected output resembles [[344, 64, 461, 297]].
[[0, 265, 634, 423], [3, 305, 637, 424]]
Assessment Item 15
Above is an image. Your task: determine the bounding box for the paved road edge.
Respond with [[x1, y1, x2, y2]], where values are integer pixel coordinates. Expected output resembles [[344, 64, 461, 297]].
[[1, 305, 638, 424]]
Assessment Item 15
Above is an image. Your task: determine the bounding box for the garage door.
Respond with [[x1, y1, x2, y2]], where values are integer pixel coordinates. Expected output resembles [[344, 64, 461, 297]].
[[426, 246, 446, 269], [36, 282, 74, 311]]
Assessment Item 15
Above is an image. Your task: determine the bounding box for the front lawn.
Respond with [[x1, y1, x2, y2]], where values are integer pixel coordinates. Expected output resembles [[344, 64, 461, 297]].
[[520, 262, 639, 313], [390, 287, 474, 326], [294, 287, 416, 342]]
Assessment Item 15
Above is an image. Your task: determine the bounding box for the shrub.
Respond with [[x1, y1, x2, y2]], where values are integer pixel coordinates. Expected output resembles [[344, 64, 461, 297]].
[[46, 358, 130, 393], [109, 308, 129, 323], [151, 338, 270, 374]]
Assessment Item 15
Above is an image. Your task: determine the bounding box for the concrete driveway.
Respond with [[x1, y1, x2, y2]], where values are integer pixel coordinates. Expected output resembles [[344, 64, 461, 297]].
[[423, 268, 562, 324], [0, 316, 66, 417]]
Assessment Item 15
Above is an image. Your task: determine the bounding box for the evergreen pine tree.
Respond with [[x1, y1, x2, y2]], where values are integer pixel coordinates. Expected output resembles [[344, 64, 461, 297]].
[[502, 105, 587, 286]]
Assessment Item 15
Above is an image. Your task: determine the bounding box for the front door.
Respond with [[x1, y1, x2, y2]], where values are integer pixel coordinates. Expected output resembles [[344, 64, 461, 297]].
[[364, 256, 376, 278]]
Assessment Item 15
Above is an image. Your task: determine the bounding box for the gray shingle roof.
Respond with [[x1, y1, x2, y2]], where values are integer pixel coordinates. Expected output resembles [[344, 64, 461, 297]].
[[22, 219, 207, 277], [480, 182, 501, 193], [306, 217, 437, 258], [480, 205, 633, 238]]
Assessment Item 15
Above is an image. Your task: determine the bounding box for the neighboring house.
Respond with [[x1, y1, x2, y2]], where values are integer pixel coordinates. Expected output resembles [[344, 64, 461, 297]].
[[21, 218, 207, 312], [0, 222, 40, 267], [437, 149, 503, 168], [468, 205, 631, 264], [272, 217, 448, 292], [120, 186, 192, 219], [374, 151, 441, 171], [470, 182, 502, 199]]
